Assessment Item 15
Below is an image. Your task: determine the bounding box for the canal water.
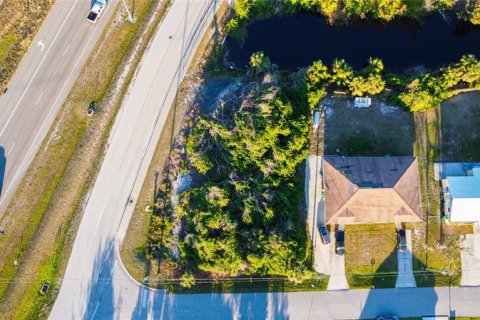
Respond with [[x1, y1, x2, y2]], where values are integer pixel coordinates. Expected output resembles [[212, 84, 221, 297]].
[[225, 11, 480, 70]]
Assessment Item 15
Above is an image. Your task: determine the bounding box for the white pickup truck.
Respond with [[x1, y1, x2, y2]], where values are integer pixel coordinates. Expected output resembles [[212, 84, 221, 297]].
[[87, 0, 108, 24]]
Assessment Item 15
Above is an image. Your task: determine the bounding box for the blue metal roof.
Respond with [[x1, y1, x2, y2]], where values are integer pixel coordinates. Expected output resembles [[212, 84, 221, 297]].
[[473, 167, 480, 177], [447, 175, 480, 198]]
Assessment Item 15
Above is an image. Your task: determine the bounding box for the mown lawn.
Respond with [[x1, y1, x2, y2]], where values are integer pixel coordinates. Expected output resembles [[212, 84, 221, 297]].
[[345, 223, 398, 289], [412, 217, 462, 287]]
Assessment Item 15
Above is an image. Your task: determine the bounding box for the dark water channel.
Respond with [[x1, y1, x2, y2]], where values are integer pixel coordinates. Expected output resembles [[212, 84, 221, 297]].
[[225, 11, 480, 70]]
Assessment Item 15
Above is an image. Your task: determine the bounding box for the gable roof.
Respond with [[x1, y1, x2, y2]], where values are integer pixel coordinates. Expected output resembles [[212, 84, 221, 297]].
[[323, 156, 422, 224]]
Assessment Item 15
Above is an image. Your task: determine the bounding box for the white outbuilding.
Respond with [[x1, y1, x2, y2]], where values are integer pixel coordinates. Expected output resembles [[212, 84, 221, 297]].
[[354, 97, 372, 108], [444, 167, 480, 222]]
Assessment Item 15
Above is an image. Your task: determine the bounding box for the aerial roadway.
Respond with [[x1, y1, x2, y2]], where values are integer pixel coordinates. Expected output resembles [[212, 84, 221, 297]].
[[0, 0, 117, 217], [49, 0, 480, 319]]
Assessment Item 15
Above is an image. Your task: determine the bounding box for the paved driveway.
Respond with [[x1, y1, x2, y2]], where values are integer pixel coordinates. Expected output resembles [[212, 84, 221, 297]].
[[396, 230, 416, 288], [306, 156, 349, 290], [327, 244, 349, 290], [461, 233, 480, 286]]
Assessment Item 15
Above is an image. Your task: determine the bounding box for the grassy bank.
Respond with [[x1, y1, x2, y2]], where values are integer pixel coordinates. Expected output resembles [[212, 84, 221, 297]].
[[0, 0, 172, 318], [411, 106, 470, 288], [0, 0, 54, 93], [120, 0, 231, 287]]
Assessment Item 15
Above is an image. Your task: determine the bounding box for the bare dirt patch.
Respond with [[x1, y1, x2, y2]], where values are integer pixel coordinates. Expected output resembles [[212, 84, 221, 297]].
[[440, 91, 480, 161], [323, 97, 415, 156]]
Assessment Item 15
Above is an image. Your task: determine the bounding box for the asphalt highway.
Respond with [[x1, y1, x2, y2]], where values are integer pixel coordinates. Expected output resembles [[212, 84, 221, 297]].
[[50, 0, 222, 318], [0, 0, 118, 217]]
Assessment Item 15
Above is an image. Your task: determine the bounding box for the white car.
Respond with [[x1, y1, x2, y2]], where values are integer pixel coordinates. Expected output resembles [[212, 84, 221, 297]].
[[87, 0, 107, 24]]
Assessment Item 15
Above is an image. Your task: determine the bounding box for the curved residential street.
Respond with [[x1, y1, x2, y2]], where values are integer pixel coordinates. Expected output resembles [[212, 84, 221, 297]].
[[0, 0, 118, 217]]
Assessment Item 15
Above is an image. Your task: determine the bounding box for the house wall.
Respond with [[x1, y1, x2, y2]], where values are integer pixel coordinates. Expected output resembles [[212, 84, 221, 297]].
[[450, 198, 480, 222], [333, 215, 420, 225]]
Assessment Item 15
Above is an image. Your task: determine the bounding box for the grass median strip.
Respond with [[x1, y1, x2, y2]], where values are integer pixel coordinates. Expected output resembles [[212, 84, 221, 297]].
[[0, 0, 171, 318]]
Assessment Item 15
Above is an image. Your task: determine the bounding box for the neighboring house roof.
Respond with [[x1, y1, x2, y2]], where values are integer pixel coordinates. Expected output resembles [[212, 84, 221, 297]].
[[447, 167, 480, 199], [322, 156, 422, 224]]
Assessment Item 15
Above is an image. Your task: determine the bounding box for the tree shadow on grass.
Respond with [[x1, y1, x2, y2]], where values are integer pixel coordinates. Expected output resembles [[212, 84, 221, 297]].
[[358, 248, 453, 319]]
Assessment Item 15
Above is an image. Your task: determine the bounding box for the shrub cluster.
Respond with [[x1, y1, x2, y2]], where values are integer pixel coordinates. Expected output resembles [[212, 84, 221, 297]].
[[226, 0, 480, 34], [399, 55, 480, 111], [176, 64, 313, 281], [306, 58, 386, 110]]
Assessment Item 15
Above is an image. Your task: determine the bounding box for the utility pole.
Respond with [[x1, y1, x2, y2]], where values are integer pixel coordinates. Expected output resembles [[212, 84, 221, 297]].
[[121, 0, 135, 22], [131, 0, 136, 20]]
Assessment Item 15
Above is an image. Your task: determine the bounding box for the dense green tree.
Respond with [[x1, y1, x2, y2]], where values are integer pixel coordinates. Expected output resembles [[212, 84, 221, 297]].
[[180, 184, 243, 276], [398, 86, 440, 112], [343, 0, 375, 18], [348, 74, 384, 96], [399, 55, 480, 111], [332, 59, 353, 87], [458, 54, 480, 84], [246, 235, 298, 275], [376, 0, 406, 21], [305, 60, 330, 109], [178, 59, 311, 278], [347, 58, 385, 96], [249, 51, 272, 76], [471, 2, 480, 24], [319, 0, 339, 19], [180, 271, 196, 288]]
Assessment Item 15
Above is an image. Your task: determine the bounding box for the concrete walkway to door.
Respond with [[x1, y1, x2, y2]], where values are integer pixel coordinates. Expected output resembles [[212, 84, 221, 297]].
[[396, 230, 416, 288]]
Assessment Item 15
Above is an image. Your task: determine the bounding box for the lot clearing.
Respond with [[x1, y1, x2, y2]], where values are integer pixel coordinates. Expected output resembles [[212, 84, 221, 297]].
[[323, 97, 415, 157], [440, 92, 480, 162], [345, 223, 398, 289]]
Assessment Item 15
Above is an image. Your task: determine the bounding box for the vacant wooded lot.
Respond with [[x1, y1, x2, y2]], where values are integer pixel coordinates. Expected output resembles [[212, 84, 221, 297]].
[[440, 92, 480, 161]]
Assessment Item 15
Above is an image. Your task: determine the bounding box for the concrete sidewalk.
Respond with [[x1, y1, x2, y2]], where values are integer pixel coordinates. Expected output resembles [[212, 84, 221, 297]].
[[461, 233, 480, 286]]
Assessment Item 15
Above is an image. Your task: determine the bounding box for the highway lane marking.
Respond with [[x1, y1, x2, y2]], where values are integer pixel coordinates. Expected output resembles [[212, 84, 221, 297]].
[[35, 91, 44, 105], [37, 40, 45, 52], [0, 4, 111, 206], [0, 0, 81, 139], [142, 289, 147, 308], [62, 42, 71, 57], [89, 260, 117, 320], [6, 142, 15, 157], [91, 303, 100, 320]]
